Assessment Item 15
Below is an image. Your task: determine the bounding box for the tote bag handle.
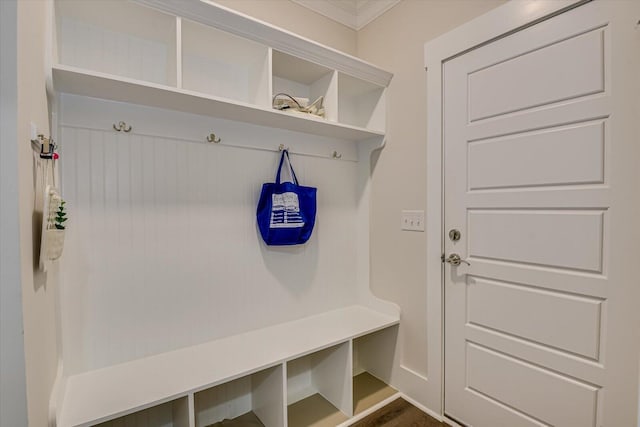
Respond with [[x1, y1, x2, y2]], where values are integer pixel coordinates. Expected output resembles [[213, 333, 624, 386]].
[[275, 150, 299, 185]]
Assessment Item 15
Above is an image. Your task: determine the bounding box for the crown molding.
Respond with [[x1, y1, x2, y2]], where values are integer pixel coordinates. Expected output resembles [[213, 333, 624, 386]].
[[355, 0, 401, 29], [291, 0, 401, 30]]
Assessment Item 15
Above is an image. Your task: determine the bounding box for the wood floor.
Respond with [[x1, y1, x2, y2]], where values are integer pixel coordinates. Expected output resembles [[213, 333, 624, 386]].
[[350, 398, 448, 427]]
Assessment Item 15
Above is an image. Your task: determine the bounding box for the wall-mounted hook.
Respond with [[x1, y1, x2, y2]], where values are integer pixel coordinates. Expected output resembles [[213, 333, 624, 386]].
[[113, 121, 132, 132], [32, 134, 56, 159], [331, 150, 342, 159], [278, 144, 290, 151], [206, 133, 221, 143]]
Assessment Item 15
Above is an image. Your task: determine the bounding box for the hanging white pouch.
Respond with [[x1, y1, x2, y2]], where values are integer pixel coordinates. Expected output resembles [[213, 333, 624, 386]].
[[39, 185, 67, 269]]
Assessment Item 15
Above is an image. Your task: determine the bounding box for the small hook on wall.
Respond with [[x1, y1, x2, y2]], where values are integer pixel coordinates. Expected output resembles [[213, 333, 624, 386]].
[[113, 121, 132, 132], [206, 133, 221, 143], [278, 144, 289, 151], [331, 150, 342, 159]]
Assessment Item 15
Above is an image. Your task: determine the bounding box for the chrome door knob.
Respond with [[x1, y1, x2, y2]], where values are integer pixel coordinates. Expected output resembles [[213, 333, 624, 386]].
[[443, 253, 470, 266]]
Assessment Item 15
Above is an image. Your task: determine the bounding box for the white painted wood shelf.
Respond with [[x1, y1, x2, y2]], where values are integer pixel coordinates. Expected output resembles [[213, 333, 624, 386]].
[[52, 65, 385, 142], [58, 306, 399, 427]]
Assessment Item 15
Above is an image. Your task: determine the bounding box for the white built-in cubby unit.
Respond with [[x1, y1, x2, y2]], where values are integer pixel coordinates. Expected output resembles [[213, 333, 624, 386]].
[[56, 310, 398, 427], [51, 0, 389, 141], [48, 1, 398, 427]]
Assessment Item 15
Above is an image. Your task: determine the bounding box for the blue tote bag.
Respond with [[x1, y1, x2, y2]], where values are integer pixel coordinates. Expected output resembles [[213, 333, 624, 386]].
[[257, 150, 317, 246]]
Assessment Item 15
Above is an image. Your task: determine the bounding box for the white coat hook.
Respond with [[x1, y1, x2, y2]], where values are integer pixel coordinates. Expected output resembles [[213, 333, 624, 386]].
[[113, 121, 132, 132], [331, 150, 342, 159], [206, 133, 221, 143], [278, 144, 289, 151]]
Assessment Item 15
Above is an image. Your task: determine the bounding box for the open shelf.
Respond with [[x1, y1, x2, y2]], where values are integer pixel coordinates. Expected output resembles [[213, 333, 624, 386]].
[[272, 51, 338, 122], [286, 343, 351, 421], [353, 372, 397, 415], [338, 73, 386, 132], [195, 366, 284, 427], [94, 397, 189, 427], [182, 19, 270, 106], [51, 65, 384, 142], [352, 326, 399, 414], [55, 0, 177, 86], [57, 306, 398, 427], [50, 2, 396, 426]]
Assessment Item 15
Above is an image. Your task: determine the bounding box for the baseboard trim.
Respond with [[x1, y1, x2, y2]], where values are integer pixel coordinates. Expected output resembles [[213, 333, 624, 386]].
[[443, 415, 465, 427], [399, 364, 429, 382], [397, 392, 444, 422]]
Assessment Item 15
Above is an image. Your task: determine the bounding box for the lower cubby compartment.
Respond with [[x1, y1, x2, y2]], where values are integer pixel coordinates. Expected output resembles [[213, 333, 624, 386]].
[[352, 372, 397, 416], [94, 397, 190, 427], [195, 365, 285, 427], [352, 326, 399, 415], [287, 342, 352, 427]]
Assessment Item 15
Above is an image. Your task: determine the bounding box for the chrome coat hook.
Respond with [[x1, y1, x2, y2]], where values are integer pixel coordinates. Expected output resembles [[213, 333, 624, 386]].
[[113, 121, 132, 132], [331, 150, 342, 159], [206, 133, 221, 143]]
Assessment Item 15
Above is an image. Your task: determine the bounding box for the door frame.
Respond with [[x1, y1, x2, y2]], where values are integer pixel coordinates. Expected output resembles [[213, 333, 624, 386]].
[[423, 0, 589, 422]]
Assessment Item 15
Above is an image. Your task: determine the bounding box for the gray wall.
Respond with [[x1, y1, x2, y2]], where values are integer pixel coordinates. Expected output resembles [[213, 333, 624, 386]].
[[0, 0, 29, 426]]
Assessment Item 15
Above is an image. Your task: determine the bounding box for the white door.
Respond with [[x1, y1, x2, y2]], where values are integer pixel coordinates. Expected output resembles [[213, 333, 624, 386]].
[[443, 1, 640, 426]]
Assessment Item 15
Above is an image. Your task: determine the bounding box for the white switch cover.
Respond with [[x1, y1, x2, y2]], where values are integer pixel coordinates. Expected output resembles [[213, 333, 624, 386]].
[[401, 210, 425, 232], [30, 122, 39, 141]]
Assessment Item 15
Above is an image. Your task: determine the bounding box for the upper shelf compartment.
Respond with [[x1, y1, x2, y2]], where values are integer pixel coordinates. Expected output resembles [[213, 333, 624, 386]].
[[339, 73, 386, 132], [51, 0, 393, 142], [181, 19, 271, 107], [272, 51, 338, 122], [55, 0, 177, 86]]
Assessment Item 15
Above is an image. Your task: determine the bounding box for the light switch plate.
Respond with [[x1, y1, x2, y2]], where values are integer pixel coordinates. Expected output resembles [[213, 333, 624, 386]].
[[30, 122, 38, 141], [401, 210, 425, 232]]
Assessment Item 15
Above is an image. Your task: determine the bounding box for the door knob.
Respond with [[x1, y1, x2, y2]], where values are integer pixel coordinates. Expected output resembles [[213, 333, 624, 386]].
[[442, 253, 470, 266]]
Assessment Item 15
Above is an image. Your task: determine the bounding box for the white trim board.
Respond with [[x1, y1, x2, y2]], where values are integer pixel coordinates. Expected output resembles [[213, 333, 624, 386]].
[[291, 0, 401, 31], [422, 0, 585, 417]]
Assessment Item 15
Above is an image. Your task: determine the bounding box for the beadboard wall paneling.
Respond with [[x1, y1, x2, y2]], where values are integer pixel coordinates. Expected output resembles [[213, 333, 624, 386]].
[[59, 95, 360, 374]]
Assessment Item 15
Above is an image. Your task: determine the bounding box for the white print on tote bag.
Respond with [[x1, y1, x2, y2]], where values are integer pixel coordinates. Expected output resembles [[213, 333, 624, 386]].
[[270, 192, 305, 228]]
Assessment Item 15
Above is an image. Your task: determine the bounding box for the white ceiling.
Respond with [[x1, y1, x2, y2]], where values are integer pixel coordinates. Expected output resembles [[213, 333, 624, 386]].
[[291, 0, 401, 30]]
